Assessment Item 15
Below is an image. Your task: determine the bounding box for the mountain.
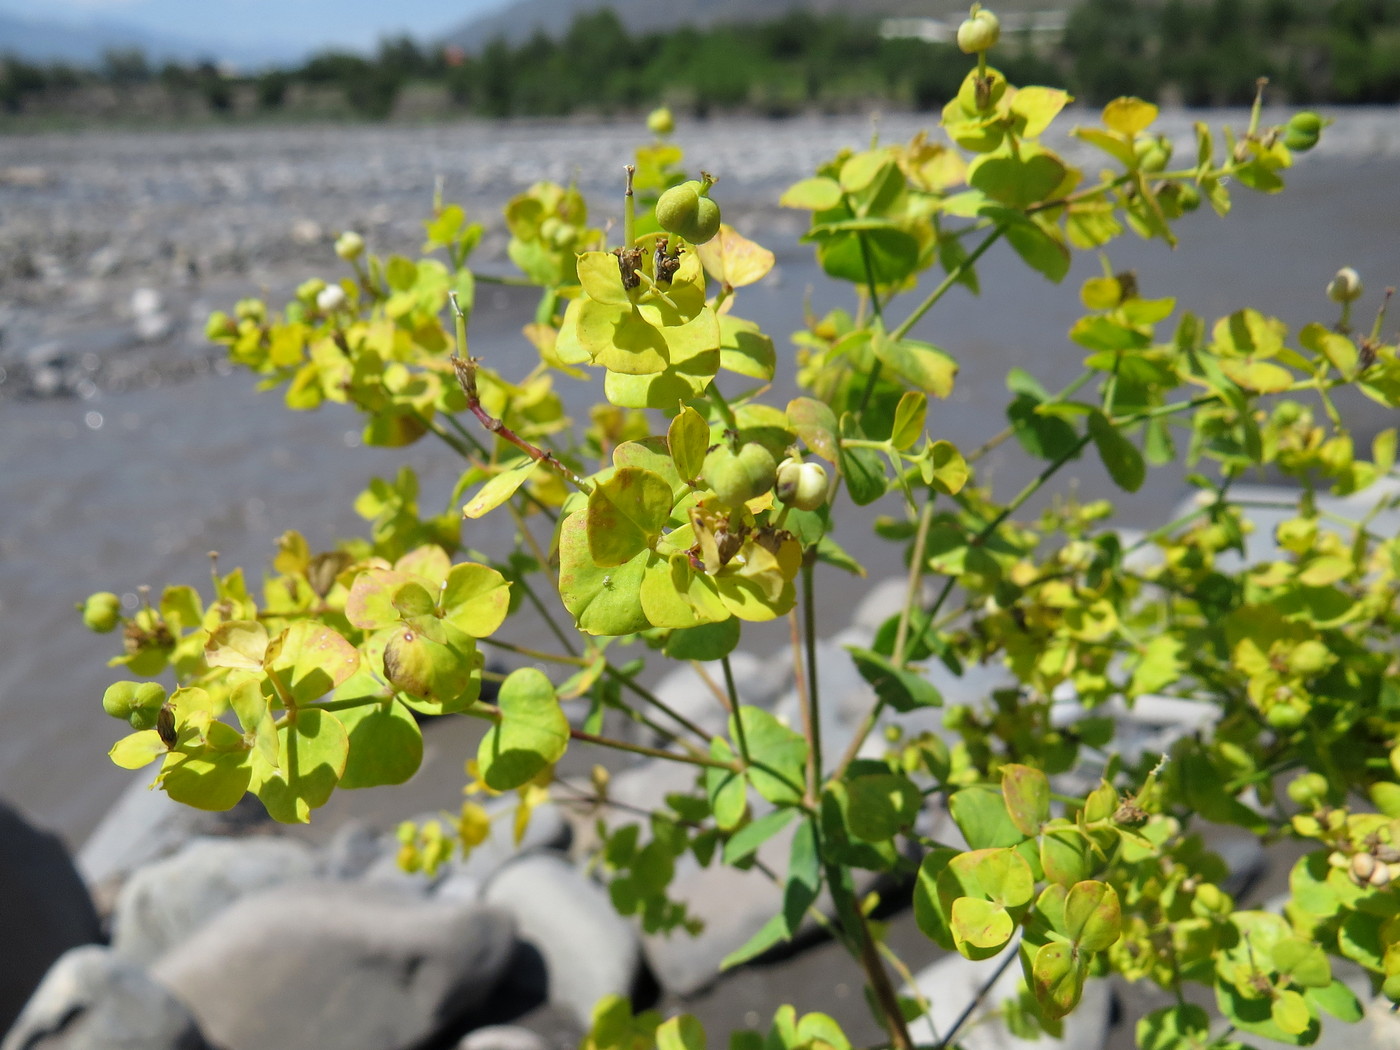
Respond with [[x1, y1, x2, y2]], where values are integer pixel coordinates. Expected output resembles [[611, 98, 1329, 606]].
[[442, 0, 1054, 47], [0, 10, 306, 68]]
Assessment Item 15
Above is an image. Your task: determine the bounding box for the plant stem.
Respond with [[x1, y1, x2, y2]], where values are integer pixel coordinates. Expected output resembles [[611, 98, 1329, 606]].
[[468, 701, 732, 770], [604, 664, 716, 747], [624, 166, 637, 249], [891, 225, 1004, 342], [824, 858, 914, 1050], [802, 559, 823, 802], [934, 940, 1020, 1050]]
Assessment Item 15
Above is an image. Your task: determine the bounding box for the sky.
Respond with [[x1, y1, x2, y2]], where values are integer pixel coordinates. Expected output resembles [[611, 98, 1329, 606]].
[[0, 0, 514, 57]]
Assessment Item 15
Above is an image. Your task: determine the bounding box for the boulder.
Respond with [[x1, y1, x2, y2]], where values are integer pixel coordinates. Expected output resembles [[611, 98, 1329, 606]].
[[110, 835, 320, 965], [0, 802, 102, 1034], [0, 945, 211, 1050], [76, 776, 269, 908], [459, 1025, 551, 1050], [483, 852, 642, 1027], [152, 881, 517, 1050]]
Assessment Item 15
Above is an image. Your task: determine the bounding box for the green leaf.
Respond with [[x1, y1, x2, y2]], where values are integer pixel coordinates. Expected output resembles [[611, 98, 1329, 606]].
[[707, 738, 747, 831], [890, 392, 927, 450], [718, 315, 776, 381], [968, 147, 1068, 209], [264, 622, 360, 705], [576, 251, 632, 306], [1064, 880, 1121, 951], [1088, 410, 1145, 492], [335, 679, 423, 790], [733, 707, 807, 806], [871, 334, 958, 399], [722, 809, 796, 865], [109, 729, 168, 770], [247, 709, 349, 823], [204, 620, 269, 671], [720, 911, 788, 970], [1135, 1005, 1210, 1050], [587, 467, 674, 567], [780, 176, 843, 211], [663, 618, 740, 661], [1306, 980, 1363, 1023], [950, 785, 1028, 849], [442, 562, 511, 638], [787, 397, 840, 462], [842, 773, 922, 841], [838, 420, 887, 507], [558, 511, 651, 636], [1001, 764, 1050, 836], [478, 668, 568, 790], [950, 896, 1015, 956], [463, 458, 541, 519], [1008, 393, 1082, 461], [1033, 941, 1085, 1019], [657, 1015, 706, 1050], [1040, 827, 1095, 886], [1102, 97, 1158, 135], [848, 648, 942, 712], [997, 212, 1070, 282], [783, 818, 820, 936], [914, 847, 959, 949], [668, 405, 710, 483], [923, 440, 969, 495]]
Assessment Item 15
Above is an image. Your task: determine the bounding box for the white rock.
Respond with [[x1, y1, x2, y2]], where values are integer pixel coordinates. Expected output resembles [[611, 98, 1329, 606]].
[[1, 945, 211, 1050], [110, 836, 319, 965], [482, 852, 642, 1027], [152, 881, 517, 1050]]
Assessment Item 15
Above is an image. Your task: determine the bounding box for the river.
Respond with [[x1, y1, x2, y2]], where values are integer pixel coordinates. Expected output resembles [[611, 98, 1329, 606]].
[[1, 108, 1397, 847]]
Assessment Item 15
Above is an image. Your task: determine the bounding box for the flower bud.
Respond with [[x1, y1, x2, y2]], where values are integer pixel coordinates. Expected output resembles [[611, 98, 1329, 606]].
[[957, 8, 1001, 53], [316, 283, 347, 314], [647, 106, 675, 137], [82, 591, 122, 633], [335, 230, 365, 262], [775, 458, 829, 512], [1327, 267, 1363, 304]]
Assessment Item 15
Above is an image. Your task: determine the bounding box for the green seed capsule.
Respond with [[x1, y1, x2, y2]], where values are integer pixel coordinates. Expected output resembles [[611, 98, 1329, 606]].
[[957, 9, 1001, 53], [703, 444, 777, 508], [656, 181, 721, 244], [82, 591, 122, 633]]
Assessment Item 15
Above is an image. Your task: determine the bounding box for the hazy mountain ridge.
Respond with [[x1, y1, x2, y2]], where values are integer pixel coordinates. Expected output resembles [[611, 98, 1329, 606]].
[[0, 9, 304, 67], [443, 0, 1058, 47]]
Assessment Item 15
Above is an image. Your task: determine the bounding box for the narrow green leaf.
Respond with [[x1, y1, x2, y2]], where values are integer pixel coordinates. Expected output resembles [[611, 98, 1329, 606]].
[[463, 458, 541, 519], [722, 809, 796, 865], [849, 648, 942, 712], [890, 391, 927, 451], [668, 405, 710, 483]]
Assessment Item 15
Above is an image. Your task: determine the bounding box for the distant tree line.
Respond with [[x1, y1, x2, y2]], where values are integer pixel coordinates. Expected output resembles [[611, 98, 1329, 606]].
[[3, 0, 1399, 122]]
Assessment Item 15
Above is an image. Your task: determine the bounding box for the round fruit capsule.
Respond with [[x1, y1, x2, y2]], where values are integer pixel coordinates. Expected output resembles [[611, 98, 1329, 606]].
[[775, 458, 829, 511], [1283, 111, 1322, 152], [647, 107, 675, 136], [957, 8, 1001, 53], [702, 443, 777, 508], [656, 180, 722, 245], [335, 230, 365, 261], [1327, 267, 1363, 304], [82, 591, 122, 633]]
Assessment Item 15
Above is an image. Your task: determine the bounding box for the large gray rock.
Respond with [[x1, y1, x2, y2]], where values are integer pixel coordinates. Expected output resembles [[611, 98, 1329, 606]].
[[76, 776, 269, 908], [906, 950, 1110, 1050], [151, 881, 517, 1050], [0, 945, 211, 1050], [482, 852, 642, 1027], [0, 802, 102, 1034], [110, 835, 320, 965], [640, 825, 797, 998]]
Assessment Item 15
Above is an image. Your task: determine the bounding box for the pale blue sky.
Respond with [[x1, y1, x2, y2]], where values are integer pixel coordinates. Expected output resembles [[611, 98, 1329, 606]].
[[0, 0, 512, 55]]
